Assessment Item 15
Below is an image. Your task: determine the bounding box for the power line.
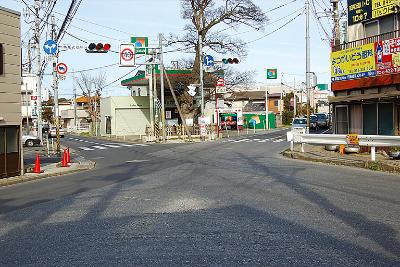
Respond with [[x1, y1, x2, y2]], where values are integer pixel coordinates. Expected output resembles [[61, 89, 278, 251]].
[[245, 11, 304, 45]]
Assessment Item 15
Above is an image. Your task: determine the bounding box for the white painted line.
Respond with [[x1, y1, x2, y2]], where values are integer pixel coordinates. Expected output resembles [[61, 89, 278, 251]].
[[115, 143, 134, 147], [126, 159, 150, 163], [103, 144, 121, 148], [253, 139, 261, 141], [92, 145, 108, 150], [78, 139, 85, 142], [134, 144, 149, 147], [83, 140, 90, 143], [273, 139, 284, 143], [258, 140, 267, 143], [79, 147, 94, 151], [234, 139, 249, 143]]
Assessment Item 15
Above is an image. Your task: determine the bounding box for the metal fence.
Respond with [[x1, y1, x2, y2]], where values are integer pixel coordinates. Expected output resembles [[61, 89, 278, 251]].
[[288, 132, 400, 161]]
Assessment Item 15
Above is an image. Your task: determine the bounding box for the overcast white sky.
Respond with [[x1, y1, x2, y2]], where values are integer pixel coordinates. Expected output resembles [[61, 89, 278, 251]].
[[2, 0, 340, 98]]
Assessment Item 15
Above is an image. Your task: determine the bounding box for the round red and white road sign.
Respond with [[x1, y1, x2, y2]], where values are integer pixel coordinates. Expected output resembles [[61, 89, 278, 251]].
[[216, 78, 225, 87], [121, 48, 134, 61], [56, 62, 68, 75]]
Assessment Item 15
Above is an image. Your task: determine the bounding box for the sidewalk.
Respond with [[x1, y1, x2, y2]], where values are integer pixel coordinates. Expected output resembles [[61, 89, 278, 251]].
[[1, 152, 95, 188], [282, 144, 400, 173]]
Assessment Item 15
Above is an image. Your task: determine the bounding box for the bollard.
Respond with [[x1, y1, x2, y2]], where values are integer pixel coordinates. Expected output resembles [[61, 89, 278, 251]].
[[301, 143, 305, 153], [290, 140, 294, 152], [371, 146, 376, 161]]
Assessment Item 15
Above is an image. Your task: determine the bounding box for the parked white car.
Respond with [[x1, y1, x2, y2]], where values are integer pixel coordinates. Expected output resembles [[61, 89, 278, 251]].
[[48, 127, 65, 138], [22, 135, 41, 147]]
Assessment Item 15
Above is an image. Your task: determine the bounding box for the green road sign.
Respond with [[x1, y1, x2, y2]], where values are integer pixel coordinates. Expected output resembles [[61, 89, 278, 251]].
[[316, 84, 328, 90], [131, 37, 148, 55], [266, 68, 277, 79]]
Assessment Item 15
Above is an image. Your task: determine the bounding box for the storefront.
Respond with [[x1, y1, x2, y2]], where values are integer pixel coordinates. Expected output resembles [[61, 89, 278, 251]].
[[216, 108, 243, 130]]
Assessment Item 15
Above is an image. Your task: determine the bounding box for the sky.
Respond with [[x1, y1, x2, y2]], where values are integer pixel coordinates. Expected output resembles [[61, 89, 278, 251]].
[[2, 0, 342, 98]]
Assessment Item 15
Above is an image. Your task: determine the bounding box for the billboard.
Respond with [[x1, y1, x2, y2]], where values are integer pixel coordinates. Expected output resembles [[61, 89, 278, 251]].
[[375, 37, 400, 75], [331, 43, 376, 82], [348, 0, 395, 25]]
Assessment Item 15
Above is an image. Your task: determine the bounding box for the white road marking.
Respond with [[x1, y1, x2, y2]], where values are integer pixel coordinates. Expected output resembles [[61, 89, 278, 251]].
[[92, 145, 107, 150], [253, 139, 261, 141], [234, 139, 249, 143], [116, 143, 134, 147], [134, 144, 149, 147], [103, 144, 121, 148], [79, 147, 94, 151], [126, 159, 150, 163]]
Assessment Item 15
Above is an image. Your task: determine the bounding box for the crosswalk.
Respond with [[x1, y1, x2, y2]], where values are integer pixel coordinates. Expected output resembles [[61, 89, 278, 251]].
[[219, 136, 286, 144], [68, 138, 149, 152]]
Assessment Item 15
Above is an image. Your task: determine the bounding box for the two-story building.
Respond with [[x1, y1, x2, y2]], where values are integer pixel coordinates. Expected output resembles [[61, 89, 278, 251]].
[[0, 6, 22, 178], [330, 0, 400, 135]]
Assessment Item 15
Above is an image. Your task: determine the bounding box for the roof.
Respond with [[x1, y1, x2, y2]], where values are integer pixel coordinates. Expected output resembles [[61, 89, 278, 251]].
[[225, 91, 281, 101], [121, 69, 193, 87], [0, 6, 21, 16], [76, 96, 99, 103]]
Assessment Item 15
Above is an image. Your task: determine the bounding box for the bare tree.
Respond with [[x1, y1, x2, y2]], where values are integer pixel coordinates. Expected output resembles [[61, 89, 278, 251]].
[[74, 72, 106, 133], [168, 0, 268, 118]]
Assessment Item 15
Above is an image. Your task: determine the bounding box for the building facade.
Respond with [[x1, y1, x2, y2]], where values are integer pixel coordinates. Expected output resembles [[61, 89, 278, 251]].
[[330, 0, 400, 135], [0, 6, 21, 178]]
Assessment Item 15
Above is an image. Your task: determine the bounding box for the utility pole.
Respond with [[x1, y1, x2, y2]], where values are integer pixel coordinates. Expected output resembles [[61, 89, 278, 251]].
[[34, 0, 43, 141], [199, 32, 204, 116], [306, 0, 311, 129], [265, 86, 269, 129], [148, 64, 154, 139], [293, 77, 297, 118], [73, 69, 77, 130], [51, 15, 61, 154], [331, 0, 340, 47], [159, 33, 166, 143]]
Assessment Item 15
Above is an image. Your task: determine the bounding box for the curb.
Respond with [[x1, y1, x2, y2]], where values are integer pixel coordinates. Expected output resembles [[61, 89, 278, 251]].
[[282, 149, 400, 173], [0, 158, 95, 188]]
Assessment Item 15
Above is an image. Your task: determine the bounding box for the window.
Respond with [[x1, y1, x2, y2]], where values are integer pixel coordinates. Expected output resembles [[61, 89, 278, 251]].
[[364, 14, 396, 38], [378, 103, 394, 135], [274, 100, 279, 107], [335, 106, 349, 134], [6, 127, 18, 153], [363, 104, 377, 135]]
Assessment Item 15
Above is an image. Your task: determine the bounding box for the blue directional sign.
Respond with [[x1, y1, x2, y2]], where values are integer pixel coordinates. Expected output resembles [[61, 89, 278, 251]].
[[43, 40, 58, 55], [203, 55, 214, 67]]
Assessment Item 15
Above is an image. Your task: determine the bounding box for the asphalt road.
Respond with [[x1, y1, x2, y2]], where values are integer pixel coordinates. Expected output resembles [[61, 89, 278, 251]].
[[1, 129, 400, 266]]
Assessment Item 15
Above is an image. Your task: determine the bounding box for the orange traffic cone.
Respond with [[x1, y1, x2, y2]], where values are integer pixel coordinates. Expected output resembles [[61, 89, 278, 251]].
[[66, 147, 71, 163], [33, 153, 41, 173], [61, 149, 69, 167]]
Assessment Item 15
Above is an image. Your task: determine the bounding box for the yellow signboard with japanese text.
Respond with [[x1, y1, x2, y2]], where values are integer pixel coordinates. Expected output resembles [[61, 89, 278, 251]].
[[348, 0, 395, 25], [331, 43, 376, 82]]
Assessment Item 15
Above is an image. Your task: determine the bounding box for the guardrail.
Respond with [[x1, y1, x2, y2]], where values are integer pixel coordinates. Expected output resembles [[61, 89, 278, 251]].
[[287, 132, 400, 161]]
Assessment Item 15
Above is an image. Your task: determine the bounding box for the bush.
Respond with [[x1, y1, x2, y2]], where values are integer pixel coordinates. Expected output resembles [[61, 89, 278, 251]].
[[282, 110, 294, 125]]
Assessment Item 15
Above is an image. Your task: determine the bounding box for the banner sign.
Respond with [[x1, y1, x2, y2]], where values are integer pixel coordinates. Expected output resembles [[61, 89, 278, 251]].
[[331, 43, 376, 82], [375, 37, 400, 75], [348, 0, 395, 25]]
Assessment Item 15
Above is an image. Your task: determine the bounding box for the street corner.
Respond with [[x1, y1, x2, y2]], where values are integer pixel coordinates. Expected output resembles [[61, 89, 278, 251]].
[[1, 154, 95, 188], [281, 144, 400, 174]]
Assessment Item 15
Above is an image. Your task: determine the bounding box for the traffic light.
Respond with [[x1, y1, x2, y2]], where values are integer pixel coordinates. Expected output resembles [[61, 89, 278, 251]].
[[222, 57, 240, 64], [85, 43, 111, 53]]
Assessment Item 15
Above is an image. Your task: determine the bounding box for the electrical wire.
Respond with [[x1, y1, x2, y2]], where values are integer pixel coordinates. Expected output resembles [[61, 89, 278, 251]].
[[245, 10, 304, 45]]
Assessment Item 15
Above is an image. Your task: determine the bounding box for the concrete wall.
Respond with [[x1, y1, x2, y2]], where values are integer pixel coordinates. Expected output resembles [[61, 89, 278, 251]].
[[100, 96, 150, 136], [0, 7, 21, 126]]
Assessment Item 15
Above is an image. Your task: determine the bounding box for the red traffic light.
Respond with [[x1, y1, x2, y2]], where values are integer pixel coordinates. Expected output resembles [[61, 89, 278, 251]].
[[103, 43, 111, 51], [86, 42, 111, 53], [222, 57, 240, 64]]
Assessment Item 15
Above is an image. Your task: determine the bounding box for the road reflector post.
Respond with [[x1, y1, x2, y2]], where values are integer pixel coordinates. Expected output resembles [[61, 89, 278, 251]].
[[371, 146, 376, 161]]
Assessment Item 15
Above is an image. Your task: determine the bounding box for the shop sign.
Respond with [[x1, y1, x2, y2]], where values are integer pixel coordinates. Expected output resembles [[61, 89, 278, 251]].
[[348, 0, 395, 26], [347, 134, 360, 145], [375, 37, 400, 75], [331, 43, 376, 82]]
